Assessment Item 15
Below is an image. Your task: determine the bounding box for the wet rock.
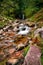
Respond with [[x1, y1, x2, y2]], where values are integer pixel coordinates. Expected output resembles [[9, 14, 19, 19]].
[[34, 27, 43, 38]]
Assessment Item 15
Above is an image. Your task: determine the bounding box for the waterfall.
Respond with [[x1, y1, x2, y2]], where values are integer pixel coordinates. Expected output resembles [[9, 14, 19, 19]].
[[22, 14, 24, 20]]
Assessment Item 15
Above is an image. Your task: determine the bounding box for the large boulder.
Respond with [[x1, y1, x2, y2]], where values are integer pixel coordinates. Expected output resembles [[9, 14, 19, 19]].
[[23, 45, 41, 65]]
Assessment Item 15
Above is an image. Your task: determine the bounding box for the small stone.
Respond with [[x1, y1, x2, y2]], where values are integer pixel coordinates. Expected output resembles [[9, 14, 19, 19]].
[[17, 43, 25, 50], [6, 58, 19, 65], [0, 29, 3, 34]]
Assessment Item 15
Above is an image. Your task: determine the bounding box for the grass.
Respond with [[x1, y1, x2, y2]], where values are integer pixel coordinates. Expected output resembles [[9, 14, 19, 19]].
[[0, 22, 7, 28], [23, 46, 29, 57], [41, 55, 43, 65]]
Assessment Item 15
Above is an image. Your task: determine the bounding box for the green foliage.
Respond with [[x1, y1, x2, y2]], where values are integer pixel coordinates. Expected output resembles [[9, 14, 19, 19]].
[[29, 8, 43, 21], [23, 46, 29, 57], [0, 0, 43, 18], [24, 6, 39, 18]]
